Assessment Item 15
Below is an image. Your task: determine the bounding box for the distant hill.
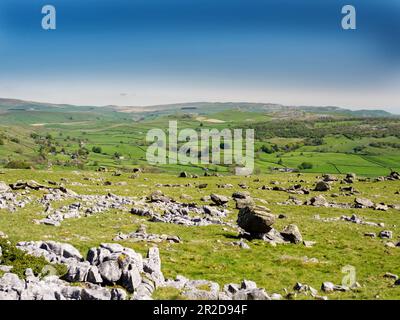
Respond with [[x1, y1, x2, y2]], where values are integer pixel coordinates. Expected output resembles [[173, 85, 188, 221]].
[[0, 98, 395, 121]]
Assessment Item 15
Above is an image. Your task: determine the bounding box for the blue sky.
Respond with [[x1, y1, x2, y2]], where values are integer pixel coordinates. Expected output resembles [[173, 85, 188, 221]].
[[0, 0, 399, 111]]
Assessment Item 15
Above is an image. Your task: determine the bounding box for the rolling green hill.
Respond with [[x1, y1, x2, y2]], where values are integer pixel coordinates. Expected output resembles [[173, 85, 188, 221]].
[[0, 98, 399, 176]]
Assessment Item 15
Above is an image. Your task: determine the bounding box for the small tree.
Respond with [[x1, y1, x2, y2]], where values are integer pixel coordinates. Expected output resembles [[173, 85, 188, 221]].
[[92, 146, 102, 154], [298, 162, 313, 170]]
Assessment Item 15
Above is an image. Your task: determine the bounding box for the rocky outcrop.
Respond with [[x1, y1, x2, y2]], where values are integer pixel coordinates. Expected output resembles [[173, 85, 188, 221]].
[[237, 206, 275, 234], [15, 241, 163, 299], [35, 192, 134, 227], [131, 198, 232, 228], [114, 225, 181, 243], [0, 270, 125, 300]]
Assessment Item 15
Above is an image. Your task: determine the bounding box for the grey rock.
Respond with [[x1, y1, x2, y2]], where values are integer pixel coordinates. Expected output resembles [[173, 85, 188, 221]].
[[210, 194, 229, 206], [245, 288, 271, 300], [383, 272, 398, 280], [344, 173, 356, 183], [87, 266, 103, 284], [148, 190, 171, 203], [354, 198, 374, 209], [100, 243, 124, 253], [0, 273, 25, 293], [223, 283, 240, 295], [232, 288, 270, 300], [0, 266, 13, 272], [81, 286, 112, 300], [321, 281, 349, 292], [281, 224, 303, 244], [111, 288, 127, 300], [203, 206, 226, 217], [379, 230, 393, 239], [235, 198, 255, 209], [241, 280, 257, 290], [0, 290, 19, 300], [237, 206, 275, 234], [270, 293, 283, 300], [314, 181, 331, 192], [321, 281, 335, 292], [364, 232, 376, 238], [98, 260, 122, 284], [322, 174, 338, 182], [183, 280, 220, 300], [40, 241, 83, 261], [303, 241, 316, 247], [375, 203, 389, 211], [308, 195, 329, 207], [61, 286, 82, 300], [232, 240, 250, 250], [232, 192, 251, 199], [143, 247, 164, 287], [65, 261, 91, 282], [121, 265, 141, 293], [164, 275, 189, 290]]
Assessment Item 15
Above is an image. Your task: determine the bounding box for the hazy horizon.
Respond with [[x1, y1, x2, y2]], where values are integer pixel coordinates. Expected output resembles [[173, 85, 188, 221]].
[[0, 94, 398, 115]]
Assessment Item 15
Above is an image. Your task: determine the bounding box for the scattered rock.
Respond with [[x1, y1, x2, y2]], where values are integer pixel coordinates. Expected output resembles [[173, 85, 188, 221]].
[[322, 174, 338, 182], [148, 190, 171, 203], [375, 203, 389, 211], [237, 206, 275, 234], [114, 225, 181, 243], [387, 171, 400, 181], [280, 224, 303, 244], [307, 195, 329, 207], [230, 240, 250, 250], [383, 272, 398, 280], [232, 192, 250, 199], [321, 282, 349, 293], [344, 173, 356, 184], [182, 280, 220, 300], [210, 194, 229, 206], [314, 181, 331, 192], [364, 233, 376, 238], [379, 230, 393, 239], [354, 198, 374, 209], [303, 241, 316, 247]]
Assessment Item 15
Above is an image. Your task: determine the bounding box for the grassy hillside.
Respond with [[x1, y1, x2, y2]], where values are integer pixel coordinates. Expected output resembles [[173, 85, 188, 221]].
[[0, 98, 399, 177], [0, 169, 399, 299]]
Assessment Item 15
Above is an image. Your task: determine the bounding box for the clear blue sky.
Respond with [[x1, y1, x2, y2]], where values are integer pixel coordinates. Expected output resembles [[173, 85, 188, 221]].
[[0, 0, 399, 112]]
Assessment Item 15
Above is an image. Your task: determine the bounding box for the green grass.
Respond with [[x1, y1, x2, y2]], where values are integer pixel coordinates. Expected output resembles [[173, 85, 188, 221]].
[[0, 169, 400, 299]]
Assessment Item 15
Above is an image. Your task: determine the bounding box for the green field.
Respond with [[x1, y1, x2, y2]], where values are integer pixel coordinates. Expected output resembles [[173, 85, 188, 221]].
[[1, 103, 400, 177]]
